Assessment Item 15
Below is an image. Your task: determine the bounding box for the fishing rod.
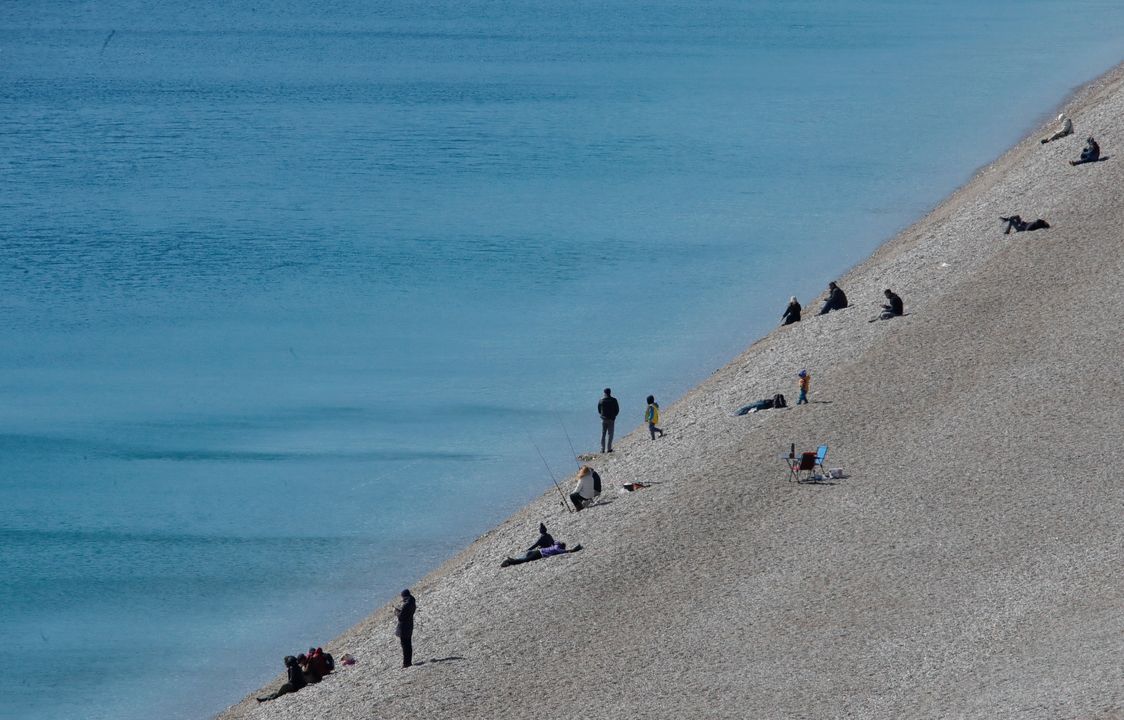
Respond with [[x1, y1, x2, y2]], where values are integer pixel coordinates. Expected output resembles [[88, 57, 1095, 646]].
[[528, 435, 573, 513], [557, 415, 582, 469]]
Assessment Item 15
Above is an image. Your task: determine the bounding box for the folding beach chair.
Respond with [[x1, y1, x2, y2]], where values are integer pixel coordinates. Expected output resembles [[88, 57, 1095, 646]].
[[794, 451, 817, 482], [813, 445, 828, 478]]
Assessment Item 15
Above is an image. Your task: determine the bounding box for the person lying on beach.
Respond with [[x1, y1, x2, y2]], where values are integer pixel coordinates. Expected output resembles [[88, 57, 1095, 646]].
[[734, 393, 787, 415], [1000, 215, 1050, 234], [500, 541, 583, 567], [570, 465, 602, 511], [620, 482, 649, 492], [1040, 113, 1073, 143], [817, 281, 848, 315], [1069, 136, 1101, 165], [526, 522, 555, 552], [257, 655, 307, 702], [781, 296, 801, 325]]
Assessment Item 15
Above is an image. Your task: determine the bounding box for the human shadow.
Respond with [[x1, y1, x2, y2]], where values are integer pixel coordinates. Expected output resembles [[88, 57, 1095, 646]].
[[1069, 155, 1111, 166], [414, 656, 465, 666]]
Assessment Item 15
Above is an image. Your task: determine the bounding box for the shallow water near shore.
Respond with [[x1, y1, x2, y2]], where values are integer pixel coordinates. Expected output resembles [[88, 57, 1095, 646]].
[[2, 2, 1123, 718]]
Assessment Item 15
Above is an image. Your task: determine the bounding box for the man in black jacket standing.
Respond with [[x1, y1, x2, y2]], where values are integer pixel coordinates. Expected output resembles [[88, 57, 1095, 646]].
[[597, 388, 620, 453], [395, 589, 417, 668]]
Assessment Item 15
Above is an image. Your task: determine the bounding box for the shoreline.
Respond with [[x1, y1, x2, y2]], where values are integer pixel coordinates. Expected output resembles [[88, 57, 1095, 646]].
[[219, 61, 1124, 719]]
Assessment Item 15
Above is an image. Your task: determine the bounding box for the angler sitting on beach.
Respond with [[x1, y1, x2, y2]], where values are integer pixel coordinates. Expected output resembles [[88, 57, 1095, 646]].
[[1069, 136, 1101, 165], [500, 540, 583, 567], [257, 655, 307, 702], [570, 465, 602, 511], [1000, 215, 1050, 234], [781, 296, 801, 325], [817, 281, 848, 315], [1040, 113, 1073, 143]]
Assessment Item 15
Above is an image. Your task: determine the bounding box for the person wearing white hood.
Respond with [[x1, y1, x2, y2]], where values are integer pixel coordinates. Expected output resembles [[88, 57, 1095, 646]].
[[569, 465, 602, 511], [1040, 113, 1073, 144]]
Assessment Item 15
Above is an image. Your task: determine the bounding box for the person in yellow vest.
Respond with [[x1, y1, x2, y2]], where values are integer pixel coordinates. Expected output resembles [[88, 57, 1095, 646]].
[[797, 370, 810, 405], [645, 395, 664, 439]]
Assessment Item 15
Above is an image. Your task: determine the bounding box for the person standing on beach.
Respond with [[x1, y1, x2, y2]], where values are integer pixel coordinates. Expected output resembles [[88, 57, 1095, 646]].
[[781, 296, 802, 325], [395, 589, 417, 668], [598, 388, 620, 453], [796, 370, 811, 405], [818, 282, 848, 315], [645, 395, 664, 439]]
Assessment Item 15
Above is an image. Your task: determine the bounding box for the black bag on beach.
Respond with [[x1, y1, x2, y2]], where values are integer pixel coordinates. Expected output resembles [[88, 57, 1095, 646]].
[[772, 393, 787, 408], [592, 470, 602, 494]]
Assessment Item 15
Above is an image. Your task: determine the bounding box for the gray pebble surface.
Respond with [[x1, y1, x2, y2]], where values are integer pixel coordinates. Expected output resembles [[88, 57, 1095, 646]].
[[217, 66, 1124, 720]]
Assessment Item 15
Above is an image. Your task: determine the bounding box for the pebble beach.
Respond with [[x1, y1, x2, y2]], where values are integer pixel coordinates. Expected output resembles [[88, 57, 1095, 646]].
[[218, 64, 1124, 720]]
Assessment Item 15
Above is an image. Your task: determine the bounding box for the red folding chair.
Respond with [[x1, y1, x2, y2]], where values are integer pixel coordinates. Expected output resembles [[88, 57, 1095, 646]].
[[795, 451, 817, 482]]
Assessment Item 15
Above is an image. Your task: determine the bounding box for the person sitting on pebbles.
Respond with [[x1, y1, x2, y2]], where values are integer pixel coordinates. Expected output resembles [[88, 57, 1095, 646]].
[[1069, 136, 1101, 165], [780, 296, 801, 325], [1040, 113, 1073, 144], [569, 465, 602, 511], [877, 288, 904, 321], [500, 539, 583, 567], [817, 281, 848, 315], [257, 656, 306, 702], [526, 522, 555, 551]]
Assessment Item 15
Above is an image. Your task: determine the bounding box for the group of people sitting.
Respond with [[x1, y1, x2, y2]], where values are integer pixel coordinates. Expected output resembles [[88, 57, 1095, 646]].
[[782, 282, 903, 326], [256, 647, 335, 702], [1041, 112, 1103, 166], [780, 115, 1104, 333]]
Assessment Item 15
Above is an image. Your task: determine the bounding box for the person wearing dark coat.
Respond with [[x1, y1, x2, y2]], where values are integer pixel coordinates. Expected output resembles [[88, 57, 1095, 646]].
[[526, 523, 555, 552], [1069, 136, 1101, 165], [395, 589, 417, 668], [879, 289, 904, 320], [1000, 215, 1050, 234], [296, 653, 320, 683], [781, 296, 801, 325], [597, 388, 620, 453], [305, 647, 333, 679], [257, 656, 307, 702], [817, 282, 848, 315]]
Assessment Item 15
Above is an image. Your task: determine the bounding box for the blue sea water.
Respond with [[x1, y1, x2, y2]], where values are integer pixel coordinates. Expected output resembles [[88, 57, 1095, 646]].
[[2, 2, 1122, 718]]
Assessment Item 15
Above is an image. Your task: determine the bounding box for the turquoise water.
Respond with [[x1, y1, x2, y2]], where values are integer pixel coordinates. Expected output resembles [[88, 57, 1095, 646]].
[[2, 2, 1122, 718]]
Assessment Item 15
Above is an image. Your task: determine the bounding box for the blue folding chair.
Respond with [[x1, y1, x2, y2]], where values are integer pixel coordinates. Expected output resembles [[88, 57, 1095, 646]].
[[813, 444, 829, 479]]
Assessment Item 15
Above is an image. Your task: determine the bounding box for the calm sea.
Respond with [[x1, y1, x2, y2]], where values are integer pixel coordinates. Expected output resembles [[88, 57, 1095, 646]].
[[2, 2, 1121, 717]]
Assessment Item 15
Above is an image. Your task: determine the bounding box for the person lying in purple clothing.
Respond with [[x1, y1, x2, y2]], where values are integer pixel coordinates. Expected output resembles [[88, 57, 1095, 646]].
[[500, 541, 583, 567]]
